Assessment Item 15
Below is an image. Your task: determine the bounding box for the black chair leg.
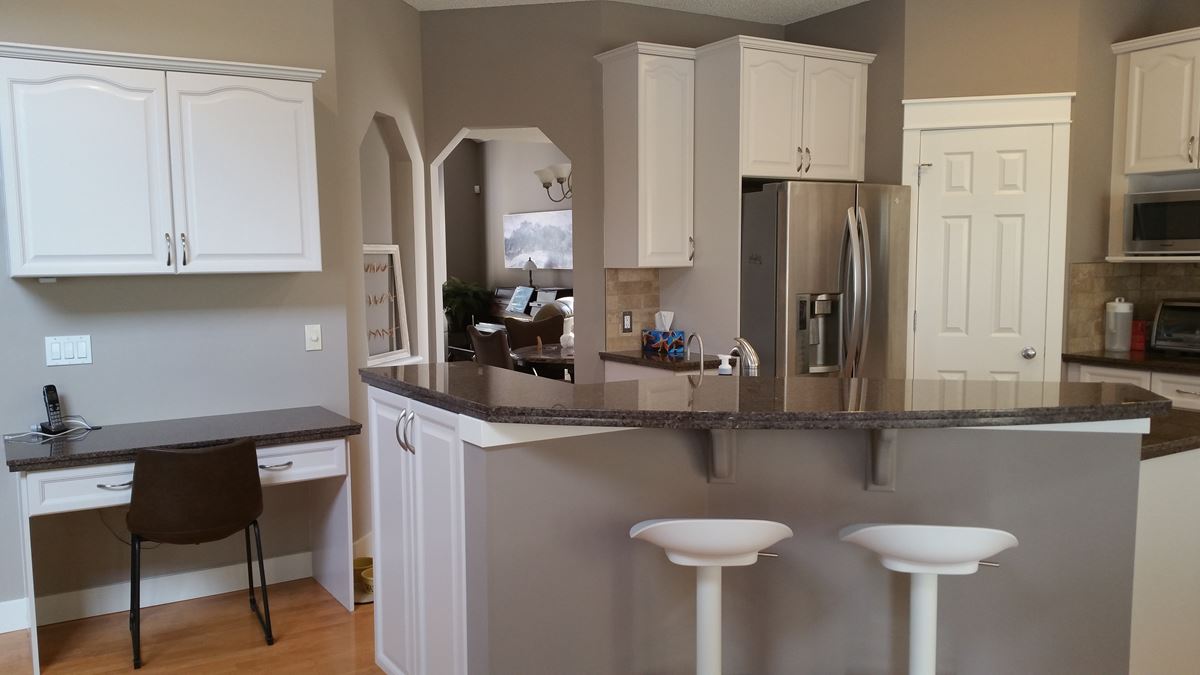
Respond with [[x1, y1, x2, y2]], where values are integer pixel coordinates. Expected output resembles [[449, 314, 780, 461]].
[[249, 520, 275, 645], [244, 527, 258, 613], [130, 534, 142, 669]]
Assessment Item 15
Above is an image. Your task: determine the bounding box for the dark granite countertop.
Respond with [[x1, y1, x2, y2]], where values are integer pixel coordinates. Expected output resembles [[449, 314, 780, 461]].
[[360, 363, 1169, 431], [1063, 350, 1200, 376], [599, 349, 720, 372], [4, 406, 361, 472], [1143, 408, 1200, 460]]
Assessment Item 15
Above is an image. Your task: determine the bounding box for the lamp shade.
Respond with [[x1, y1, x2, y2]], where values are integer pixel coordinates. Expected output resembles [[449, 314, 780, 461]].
[[550, 163, 572, 181], [522, 257, 538, 272], [533, 167, 556, 187]]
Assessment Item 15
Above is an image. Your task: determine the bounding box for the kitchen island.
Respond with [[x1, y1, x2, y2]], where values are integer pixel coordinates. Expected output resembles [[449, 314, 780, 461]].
[[361, 363, 1167, 675]]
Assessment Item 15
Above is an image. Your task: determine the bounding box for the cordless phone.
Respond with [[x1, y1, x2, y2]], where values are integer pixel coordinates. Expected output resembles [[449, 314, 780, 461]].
[[41, 385, 67, 434]]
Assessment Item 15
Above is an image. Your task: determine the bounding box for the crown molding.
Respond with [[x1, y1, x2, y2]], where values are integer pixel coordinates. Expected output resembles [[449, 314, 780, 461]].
[[0, 42, 324, 82], [1112, 26, 1200, 55], [596, 42, 696, 63], [696, 35, 875, 64]]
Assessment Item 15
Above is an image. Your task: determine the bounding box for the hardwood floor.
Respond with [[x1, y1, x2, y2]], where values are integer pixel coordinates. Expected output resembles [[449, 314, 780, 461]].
[[0, 579, 380, 674]]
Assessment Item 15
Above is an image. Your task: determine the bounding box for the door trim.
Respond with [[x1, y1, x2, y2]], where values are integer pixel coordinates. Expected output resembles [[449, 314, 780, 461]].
[[901, 93, 1074, 380]]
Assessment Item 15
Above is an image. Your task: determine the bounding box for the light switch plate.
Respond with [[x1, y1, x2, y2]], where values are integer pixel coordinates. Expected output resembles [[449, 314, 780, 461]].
[[305, 324, 323, 351], [45, 335, 91, 366]]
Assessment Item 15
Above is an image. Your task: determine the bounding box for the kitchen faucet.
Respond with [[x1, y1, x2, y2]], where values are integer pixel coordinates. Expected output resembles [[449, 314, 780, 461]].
[[729, 337, 761, 376]]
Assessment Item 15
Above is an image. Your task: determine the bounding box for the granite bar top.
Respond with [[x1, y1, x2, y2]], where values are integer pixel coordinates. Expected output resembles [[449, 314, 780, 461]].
[[1063, 350, 1200, 376], [599, 349, 720, 372], [4, 406, 361, 472], [1143, 408, 1200, 460], [360, 363, 1169, 431]]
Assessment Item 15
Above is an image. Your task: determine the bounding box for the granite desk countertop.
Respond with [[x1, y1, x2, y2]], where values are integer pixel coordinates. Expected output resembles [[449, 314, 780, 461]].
[[360, 363, 1169, 431], [1063, 350, 1200, 376], [4, 406, 361, 472], [1143, 408, 1200, 460], [599, 349, 720, 372]]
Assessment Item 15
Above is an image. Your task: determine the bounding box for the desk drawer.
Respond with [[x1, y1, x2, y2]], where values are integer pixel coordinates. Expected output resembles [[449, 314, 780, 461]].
[[255, 439, 346, 486], [1151, 372, 1200, 411]]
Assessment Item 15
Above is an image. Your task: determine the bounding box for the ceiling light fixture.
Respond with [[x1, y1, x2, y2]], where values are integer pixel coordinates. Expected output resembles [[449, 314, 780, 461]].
[[534, 163, 573, 202]]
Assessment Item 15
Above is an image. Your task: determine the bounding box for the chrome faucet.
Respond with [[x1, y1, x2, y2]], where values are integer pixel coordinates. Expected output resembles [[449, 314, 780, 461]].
[[729, 337, 761, 376]]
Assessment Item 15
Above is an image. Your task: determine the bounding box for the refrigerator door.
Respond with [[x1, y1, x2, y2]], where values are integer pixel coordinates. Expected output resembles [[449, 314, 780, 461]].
[[854, 184, 912, 379]]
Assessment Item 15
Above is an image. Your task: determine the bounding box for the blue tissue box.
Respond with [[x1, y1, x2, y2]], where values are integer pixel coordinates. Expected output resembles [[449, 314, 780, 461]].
[[641, 329, 685, 355]]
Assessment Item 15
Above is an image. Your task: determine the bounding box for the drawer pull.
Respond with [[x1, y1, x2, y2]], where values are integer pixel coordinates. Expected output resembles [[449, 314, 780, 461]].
[[96, 480, 133, 491], [1175, 388, 1200, 397], [258, 461, 294, 471]]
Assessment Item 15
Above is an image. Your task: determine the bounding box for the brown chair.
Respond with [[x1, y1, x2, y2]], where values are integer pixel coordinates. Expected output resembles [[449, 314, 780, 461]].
[[503, 315, 565, 349], [468, 325, 515, 369], [126, 440, 273, 668]]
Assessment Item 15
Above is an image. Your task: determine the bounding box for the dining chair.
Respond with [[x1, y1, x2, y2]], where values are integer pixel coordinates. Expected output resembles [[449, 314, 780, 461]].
[[504, 315, 565, 349], [125, 439, 273, 668], [468, 325, 516, 370]]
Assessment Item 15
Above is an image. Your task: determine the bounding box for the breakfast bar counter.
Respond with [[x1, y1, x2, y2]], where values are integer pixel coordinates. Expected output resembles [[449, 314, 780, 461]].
[[361, 363, 1165, 674]]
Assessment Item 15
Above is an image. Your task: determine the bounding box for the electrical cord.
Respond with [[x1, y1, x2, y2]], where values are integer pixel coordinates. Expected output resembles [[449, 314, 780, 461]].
[[3, 415, 100, 443]]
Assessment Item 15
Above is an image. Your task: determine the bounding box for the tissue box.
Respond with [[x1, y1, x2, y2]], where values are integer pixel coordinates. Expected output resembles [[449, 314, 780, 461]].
[[641, 329, 686, 355]]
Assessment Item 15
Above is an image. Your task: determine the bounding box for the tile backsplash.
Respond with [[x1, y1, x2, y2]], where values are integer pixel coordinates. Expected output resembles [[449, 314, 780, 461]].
[[604, 268, 661, 351], [1067, 262, 1200, 353]]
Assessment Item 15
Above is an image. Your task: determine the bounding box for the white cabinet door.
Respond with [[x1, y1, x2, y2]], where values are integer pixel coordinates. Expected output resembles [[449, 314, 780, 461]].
[[167, 72, 320, 273], [639, 54, 694, 267], [1151, 371, 1200, 410], [801, 57, 866, 181], [1075, 364, 1153, 388], [409, 400, 468, 675], [1125, 41, 1200, 174], [0, 58, 174, 277], [368, 391, 419, 675], [741, 48, 805, 179]]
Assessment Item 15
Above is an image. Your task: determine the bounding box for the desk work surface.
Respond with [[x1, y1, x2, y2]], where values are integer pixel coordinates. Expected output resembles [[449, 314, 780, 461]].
[[4, 406, 361, 472]]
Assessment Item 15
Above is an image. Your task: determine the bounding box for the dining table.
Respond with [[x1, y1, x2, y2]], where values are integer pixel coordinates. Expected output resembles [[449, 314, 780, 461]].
[[511, 343, 574, 381]]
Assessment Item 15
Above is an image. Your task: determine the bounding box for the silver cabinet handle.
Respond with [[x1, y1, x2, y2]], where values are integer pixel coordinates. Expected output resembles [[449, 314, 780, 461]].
[[402, 410, 416, 454], [804, 147, 812, 173], [688, 236, 695, 262], [97, 480, 133, 490], [1175, 388, 1200, 397], [165, 232, 172, 267], [180, 232, 189, 266], [394, 410, 409, 452], [796, 146, 803, 173], [258, 461, 294, 471], [1020, 346, 1037, 360], [1190, 135, 1196, 163]]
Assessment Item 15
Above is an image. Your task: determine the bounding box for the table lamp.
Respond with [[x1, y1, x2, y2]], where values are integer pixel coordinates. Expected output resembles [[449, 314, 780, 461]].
[[522, 257, 538, 288]]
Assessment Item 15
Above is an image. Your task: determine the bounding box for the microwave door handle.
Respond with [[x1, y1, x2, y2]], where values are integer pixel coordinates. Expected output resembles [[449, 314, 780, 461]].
[[856, 206, 872, 377]]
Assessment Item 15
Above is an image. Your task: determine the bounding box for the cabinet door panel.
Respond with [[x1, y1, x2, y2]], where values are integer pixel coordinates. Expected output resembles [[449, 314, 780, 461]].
[[801, 57, 866, 181], [639, 55, 694, 267], [168, 72, 320, 272], [1151, 371, 1200, 411], [741, 49, 805, 179], [0, 58, 173, 276], [1075, 364, 1153, 388], [1126, 42, 1200, 174]]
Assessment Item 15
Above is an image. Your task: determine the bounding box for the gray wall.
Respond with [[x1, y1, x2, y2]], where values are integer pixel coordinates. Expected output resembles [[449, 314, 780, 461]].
[[421, 0, 782, 383], [481, 140, 574, 290], [478, 427, 1141, 673], [443, 141, 486, 287]]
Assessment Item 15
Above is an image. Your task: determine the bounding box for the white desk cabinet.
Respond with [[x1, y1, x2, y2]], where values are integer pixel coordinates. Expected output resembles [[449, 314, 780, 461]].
[[0, 58, 175, 277], [0, 42, 323, 277], [598, 43, 695, 268], [1124, 39, 1200, 174]]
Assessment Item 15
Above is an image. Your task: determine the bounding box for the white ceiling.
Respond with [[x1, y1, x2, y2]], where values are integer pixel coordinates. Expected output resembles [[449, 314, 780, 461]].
[[407, 0, 868, 26]]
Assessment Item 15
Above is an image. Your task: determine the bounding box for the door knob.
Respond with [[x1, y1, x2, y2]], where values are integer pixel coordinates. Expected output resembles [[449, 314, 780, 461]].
[[1020, 346, 1037, 360]]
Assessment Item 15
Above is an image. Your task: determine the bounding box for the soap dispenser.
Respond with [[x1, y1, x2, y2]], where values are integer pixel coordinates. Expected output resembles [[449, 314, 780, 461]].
[[717, 355, 734, 376]]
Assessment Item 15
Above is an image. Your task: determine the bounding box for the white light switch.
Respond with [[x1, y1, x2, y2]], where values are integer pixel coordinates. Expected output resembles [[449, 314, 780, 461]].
[[305, 324, 323, 351], [45, 335, 92, 366]]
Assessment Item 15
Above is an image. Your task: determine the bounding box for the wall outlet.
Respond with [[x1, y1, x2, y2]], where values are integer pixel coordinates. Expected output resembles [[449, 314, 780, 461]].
[[621, 311, 633, 333], [45, 335, 91, 366], [305, 324, 323, 351]]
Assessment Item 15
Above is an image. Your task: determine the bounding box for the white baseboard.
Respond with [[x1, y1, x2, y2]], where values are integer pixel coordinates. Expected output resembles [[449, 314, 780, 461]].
[[24, 551, 313, 628], [0, 597, 28, 634]]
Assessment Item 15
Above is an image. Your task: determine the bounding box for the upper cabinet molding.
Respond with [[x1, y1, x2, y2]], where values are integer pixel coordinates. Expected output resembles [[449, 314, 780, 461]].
[[595, 42, 696, 63], [1113, 27, 1200, 55], [0, 41, 324, 82], [902, 92, 1076, 130], [697, 35, 876, 65]]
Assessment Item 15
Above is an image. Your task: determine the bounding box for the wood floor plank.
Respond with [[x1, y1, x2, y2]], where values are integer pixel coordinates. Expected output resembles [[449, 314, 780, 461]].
[[0, 579, 379, 674]]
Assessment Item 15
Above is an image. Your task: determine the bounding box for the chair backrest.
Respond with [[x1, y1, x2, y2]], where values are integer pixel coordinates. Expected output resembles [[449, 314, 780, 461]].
[[504, 315, 565, 349], [126, 439, 263, 545], [468, 325, 515, 369]]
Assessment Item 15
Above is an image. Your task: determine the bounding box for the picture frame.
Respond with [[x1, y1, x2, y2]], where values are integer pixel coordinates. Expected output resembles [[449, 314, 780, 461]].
[[363, 244, 412, 366]]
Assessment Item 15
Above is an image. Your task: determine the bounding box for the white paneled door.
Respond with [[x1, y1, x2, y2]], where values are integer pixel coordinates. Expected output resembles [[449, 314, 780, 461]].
[[912, 125, 1054, 400]]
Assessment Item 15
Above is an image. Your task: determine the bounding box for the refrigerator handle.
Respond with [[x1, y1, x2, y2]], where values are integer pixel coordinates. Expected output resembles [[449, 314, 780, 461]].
[[856, 205, 872, 378], [842, 207, 864, 377]]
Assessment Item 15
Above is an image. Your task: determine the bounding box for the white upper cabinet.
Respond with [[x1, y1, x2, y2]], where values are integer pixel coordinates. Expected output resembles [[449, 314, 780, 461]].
[[168, 72, 320, 273], [599, 43, 695, 268], [0, 58, 174, 276], [801, 56, 867, 181], [1125, 39, 1200, 174], [741, 49, 806, 179], [0, 43, 323, 277]]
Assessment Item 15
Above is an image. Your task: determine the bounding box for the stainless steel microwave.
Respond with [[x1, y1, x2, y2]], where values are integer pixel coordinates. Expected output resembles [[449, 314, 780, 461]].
[[1125, 190, 1200, 255]]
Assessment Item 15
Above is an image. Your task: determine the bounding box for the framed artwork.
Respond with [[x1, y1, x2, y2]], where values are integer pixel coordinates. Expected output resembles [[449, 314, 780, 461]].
[[503, 209, 572, 269], [363, 244, 411, 366]]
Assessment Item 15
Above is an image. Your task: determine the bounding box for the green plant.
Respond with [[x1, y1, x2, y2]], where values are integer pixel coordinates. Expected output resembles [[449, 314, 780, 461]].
[[442, 277, 491, 332]]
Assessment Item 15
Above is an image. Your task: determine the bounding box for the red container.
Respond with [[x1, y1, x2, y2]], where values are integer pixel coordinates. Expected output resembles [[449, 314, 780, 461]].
[[1131, 320, 1148, 351]]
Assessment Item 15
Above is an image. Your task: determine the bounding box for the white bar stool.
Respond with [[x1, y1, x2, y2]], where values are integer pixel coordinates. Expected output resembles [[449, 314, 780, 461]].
[[840, 523, 1018, 675], [631, 518, 793, 675]]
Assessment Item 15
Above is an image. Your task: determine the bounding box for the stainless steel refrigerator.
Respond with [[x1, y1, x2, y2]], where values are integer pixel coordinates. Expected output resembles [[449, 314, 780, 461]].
[[740, 181, 911, 379]]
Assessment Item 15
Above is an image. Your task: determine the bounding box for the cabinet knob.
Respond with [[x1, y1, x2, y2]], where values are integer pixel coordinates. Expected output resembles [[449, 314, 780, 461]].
[[1020, 346, 1037, 360]]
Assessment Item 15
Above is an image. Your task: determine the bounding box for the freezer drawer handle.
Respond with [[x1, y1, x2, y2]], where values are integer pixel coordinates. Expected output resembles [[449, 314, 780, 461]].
[[258, 461, 294, 471], [96, 480, 133, 491]]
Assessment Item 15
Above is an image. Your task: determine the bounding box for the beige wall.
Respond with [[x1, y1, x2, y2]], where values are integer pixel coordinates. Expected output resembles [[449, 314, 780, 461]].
[[421, 0, 781, 383], [443, 141, 486, 286]]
